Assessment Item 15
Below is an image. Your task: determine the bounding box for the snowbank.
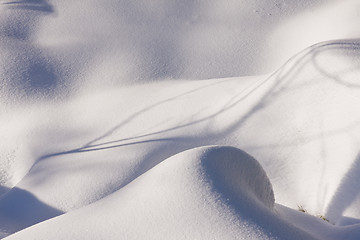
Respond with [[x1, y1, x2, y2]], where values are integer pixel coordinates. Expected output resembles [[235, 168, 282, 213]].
[[1, 0, 360, 239], [4, 146, 315, 240]]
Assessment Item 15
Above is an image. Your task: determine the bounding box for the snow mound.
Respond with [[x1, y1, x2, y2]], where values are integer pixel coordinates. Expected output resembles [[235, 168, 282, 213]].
[[4, 146, 316, 240], [181, 146, 275, 210], [1, 0, 360, 239]]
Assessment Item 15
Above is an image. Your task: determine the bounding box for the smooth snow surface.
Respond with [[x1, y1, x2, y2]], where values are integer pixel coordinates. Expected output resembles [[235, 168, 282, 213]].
[[6, 146, 313, 240], [1, 0, 360, 239]]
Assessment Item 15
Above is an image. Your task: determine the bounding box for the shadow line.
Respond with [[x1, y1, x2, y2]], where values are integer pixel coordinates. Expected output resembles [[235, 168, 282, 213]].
[[325, 153, 360, 225], [3, 0, 54, 13]]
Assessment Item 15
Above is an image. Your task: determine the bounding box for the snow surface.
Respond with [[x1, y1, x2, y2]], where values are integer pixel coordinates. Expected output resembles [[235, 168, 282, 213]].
[[1, 0, 360, 239]]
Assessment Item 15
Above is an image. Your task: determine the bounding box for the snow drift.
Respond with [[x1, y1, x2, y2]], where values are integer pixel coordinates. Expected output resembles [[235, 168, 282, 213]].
[[1, 0, 360, 239], [4, 146, 320, 240]]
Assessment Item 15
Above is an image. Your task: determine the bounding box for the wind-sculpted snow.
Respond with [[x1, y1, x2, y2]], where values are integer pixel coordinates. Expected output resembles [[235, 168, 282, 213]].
[[1, 40, 360, 239], [1, 0, 360, 239], [4, 146, 317, 240]]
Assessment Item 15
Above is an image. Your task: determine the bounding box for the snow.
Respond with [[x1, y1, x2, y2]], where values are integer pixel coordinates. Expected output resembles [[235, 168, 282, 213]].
[[1, 0, 360, 239], [2, 146, 316, 240]]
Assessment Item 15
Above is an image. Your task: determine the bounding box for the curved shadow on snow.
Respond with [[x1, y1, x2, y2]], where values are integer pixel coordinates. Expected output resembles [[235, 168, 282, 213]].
[[201, 146, 275, 210], [3, 0, 54, 13], [82, 79, 230, 147], [80, 39, 360, 153], [1, 0, 55, 40], [242, 40, 360, 224], [310, 41, 360, 89], [240, 39, 360, 214], [325, 152, 360, 225], [0, 187, 63, 238], [187, 146, 316, 239], [42, 40, 360, 148]]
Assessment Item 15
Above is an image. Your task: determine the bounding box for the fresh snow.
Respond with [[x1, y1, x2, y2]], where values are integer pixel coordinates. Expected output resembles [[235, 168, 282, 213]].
[[1, 0, 360, 239]]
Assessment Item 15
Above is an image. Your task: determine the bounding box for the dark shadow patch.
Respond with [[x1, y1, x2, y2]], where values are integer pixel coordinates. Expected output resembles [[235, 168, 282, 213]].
[[0, 186, 10, 198], [325, 153, 360, 225], [1, 22, 31, 40], [338, 216, 360, 226], [22, 62, 58, 92], [0, 187, 63, 237], [3, 0, 54, 13]]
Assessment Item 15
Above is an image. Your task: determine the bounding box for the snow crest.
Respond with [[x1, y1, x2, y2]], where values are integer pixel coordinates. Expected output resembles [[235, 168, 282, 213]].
[[4, 146, 316, 240]]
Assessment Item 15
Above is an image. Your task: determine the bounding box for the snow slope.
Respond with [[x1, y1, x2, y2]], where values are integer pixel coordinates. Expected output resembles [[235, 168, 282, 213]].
[[7, 146, 310, 240], [1, 0, 360, 239]]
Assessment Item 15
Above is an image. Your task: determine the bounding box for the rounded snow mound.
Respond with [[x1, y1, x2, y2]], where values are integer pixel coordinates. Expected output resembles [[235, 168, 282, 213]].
[[6, 146, 316, 240], [194, 145, 275, 209]]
